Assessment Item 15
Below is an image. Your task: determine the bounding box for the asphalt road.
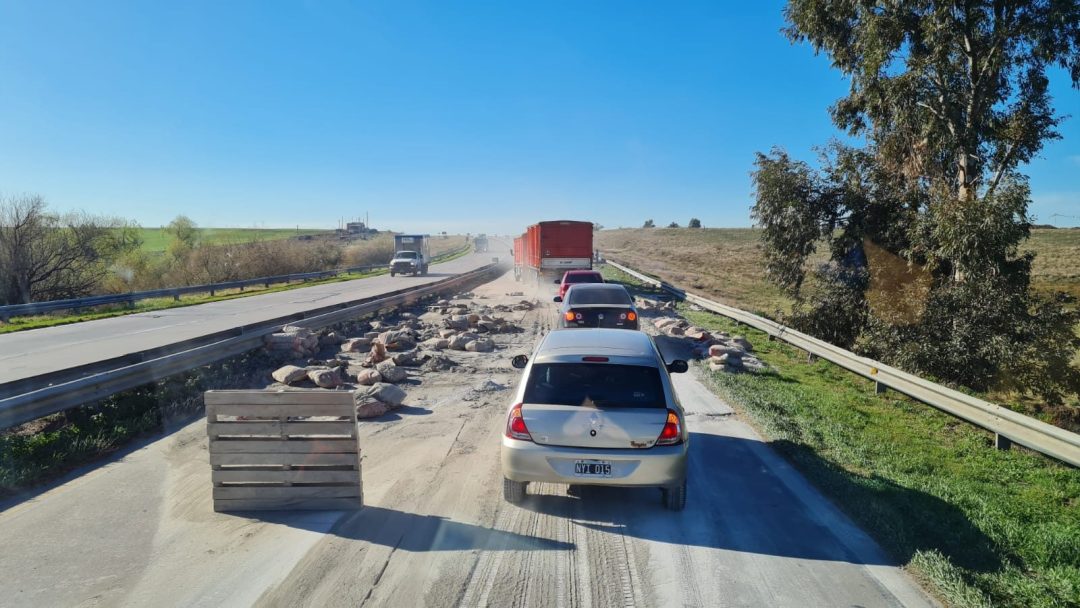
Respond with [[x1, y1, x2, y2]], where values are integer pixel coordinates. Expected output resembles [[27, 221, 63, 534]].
[[0, 271, 936, 607], [0, 245, 508, 386]]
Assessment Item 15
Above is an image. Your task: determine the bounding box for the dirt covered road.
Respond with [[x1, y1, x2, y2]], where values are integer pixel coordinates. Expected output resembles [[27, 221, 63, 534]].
[[0, 268, 934, 607]]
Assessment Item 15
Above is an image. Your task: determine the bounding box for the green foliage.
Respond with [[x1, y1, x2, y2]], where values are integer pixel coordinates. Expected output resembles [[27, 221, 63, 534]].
[[750, 0, 1080, 410], [642, 219, 655, 228], [667, 221, 679, 228], [688, 218, 702, 228]]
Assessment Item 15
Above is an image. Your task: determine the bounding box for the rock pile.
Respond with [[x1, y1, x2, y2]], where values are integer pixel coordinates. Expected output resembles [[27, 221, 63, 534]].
[[264, 325, 320, 357], [651, 315, 765, 373]]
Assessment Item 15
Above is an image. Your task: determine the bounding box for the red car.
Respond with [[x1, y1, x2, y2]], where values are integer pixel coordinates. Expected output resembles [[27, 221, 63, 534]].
[[555, 270, 604, 299]]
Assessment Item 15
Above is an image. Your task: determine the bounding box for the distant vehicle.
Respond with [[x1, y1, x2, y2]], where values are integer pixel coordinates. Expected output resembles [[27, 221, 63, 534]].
[[390, 234, 430, 276], [554, 283, 639, 330], [502, 328, 689, 510], [474, 234, 489, 253], [513, 220, 593, 283], [554, 269, 604, 299]]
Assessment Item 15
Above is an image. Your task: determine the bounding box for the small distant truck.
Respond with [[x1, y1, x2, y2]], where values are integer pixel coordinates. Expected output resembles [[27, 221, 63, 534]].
[[474, 234, 489, 253], [390, 234, 431, 276]]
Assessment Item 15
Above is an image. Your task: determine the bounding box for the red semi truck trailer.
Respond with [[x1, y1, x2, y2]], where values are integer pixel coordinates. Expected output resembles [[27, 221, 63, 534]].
[[513, 220, 593, 283]]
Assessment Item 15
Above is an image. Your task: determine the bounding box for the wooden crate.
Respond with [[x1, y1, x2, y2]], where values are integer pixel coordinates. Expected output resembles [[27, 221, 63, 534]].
[[205, 389, 362, 512]]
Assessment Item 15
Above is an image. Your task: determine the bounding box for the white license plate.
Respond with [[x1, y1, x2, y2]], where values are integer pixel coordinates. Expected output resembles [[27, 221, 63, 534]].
[[574, 460, 612, 477]]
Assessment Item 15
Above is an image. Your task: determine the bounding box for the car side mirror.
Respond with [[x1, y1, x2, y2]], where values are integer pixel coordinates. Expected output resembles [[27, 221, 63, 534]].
[[511, 355, 529, 369], [553, 279, 561, 284], [553, 296, 562, 303], [666, 360, 689, 374]]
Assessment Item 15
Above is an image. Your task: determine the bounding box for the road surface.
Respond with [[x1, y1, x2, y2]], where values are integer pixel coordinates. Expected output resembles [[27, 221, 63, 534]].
[[0, 270, 936, 607], [0, 244, 507, 386]]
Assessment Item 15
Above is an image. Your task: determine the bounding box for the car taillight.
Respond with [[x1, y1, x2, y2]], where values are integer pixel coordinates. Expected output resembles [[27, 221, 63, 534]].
[[655, 409, 682, 446], [506, 403, 532, 441], [564, 311, 575, 321], [627, 311, 637, 321]]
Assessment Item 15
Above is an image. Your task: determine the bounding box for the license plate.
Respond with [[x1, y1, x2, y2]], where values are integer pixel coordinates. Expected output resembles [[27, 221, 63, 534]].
[[574, 460, 612, 477]]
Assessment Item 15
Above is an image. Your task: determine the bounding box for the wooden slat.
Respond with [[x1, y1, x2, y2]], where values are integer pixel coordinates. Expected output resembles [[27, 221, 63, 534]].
[[205, 390, 355, 406], [213, 485, 361, 499], [207, 421, 356, 437], [207, 403, 354, 418], [213, 497, 362, 512], [209, 438, 359, 454], [213, 469, 361, 484], [211, 452, 359, 466]]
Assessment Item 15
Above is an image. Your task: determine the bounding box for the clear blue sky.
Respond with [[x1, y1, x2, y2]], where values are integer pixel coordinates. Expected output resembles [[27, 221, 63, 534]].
[[1, 0, 1077, 233]]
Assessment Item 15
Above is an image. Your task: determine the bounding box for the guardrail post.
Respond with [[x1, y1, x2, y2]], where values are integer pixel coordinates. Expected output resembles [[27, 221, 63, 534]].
[[806, 352, 818, 363], [995, 434, 1013, 451], [875, 381, 886, 395], [173, 294, 180, 302], [210, 289, 216, 297]]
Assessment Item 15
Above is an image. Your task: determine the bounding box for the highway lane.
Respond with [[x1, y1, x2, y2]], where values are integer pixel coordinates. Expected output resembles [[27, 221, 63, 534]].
[[0, 271, 936, 607], [0, 243, 509, 386]]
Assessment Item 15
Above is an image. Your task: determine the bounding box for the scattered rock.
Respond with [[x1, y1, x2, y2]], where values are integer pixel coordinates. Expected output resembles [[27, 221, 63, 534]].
[[438, 329, 457, 338], [448, 335, 471, 350], [355, 368, 383, 385], [356, 400, 390, 419], [474, 379, 506, 392], [364, 331, 381, 340], [422, 354, 458, 371], [709, 344, 744, 358], [446, 315, 470, 331], [364, 341, 388, 366], [392, 350, 423, 367], [731, 336, 753, 352], [271, 365, 307, 385], [375, 360, 408, 383], [359, 382, 407, 407], [378, 329, 416, 351], [307, 367, 342, 388], [684, 327, 711, 341], [319, 331, 346, 346], [341, 337, 372, 353], [465, 338, 495, 352]]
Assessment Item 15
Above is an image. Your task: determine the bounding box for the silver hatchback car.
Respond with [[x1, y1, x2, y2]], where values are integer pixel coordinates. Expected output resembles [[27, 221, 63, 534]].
[[502, 328, 690, 510]]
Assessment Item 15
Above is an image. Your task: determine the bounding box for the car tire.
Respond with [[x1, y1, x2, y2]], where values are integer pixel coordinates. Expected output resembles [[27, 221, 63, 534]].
[[661, 480, 686, 511], [390, 271, 395, 277], [503, 478, 527, 503]]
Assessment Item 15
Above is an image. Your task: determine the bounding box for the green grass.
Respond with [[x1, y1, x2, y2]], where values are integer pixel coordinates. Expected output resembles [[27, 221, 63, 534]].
[[0, 244, 472, 334], [604, 265, 1080, 607], [134, 227, 329, 253]]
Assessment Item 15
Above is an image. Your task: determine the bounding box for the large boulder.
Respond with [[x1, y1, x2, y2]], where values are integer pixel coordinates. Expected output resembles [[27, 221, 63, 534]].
[[355, 368, 382, 386], [709, 344, 744, 358], [359, 382, 407, 407], [465, 338, 495, 353], [319, 331, 346, 346], [684, 327, 711, 341], [378, 329, 416, 351], [364, 341, 388, 366], [307, 367, 342, 388], [448, 335, 472, 350], [446, 315, 470, 331], [375, 360, 408, 383], [356, 400, 390, 419], [341, 337, 372, 353], [271, 365, 307, 385], [392, 350, 422, 367]]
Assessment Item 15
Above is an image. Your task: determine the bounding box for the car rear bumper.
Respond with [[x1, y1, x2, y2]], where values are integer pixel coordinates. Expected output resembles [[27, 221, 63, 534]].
[[501, 436, 688, 487]]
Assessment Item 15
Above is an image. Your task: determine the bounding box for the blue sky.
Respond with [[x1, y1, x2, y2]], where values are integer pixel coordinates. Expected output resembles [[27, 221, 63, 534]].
[[1, 0, 1077, 233]]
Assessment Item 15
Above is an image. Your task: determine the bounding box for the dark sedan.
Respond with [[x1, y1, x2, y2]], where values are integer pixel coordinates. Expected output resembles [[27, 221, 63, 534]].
[[554, 283, 639, 329]]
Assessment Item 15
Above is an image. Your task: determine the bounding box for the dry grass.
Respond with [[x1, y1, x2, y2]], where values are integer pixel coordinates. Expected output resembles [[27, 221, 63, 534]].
[[597, 227, 1080, 314]]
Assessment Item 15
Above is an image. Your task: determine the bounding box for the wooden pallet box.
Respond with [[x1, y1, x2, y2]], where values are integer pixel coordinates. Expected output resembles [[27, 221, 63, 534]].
[[205, 389, 362, 512]]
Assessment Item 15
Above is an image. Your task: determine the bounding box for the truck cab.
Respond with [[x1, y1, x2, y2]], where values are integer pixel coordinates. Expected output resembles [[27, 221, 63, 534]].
[[390, 234, 431, 276]]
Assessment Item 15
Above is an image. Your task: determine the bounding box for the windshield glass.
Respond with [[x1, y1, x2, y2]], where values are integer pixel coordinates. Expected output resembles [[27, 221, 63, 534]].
[[395, 251, 418, 259], [524, 363, 665, 408], [568, 288, 632, 306], [565, 273, 602, 284]]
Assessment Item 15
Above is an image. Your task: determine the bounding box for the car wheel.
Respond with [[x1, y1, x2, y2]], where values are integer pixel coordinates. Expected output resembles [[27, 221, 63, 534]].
[[503, 478, 527, 503], [390, 271, 395, 277], [661, 480, 686, 511]]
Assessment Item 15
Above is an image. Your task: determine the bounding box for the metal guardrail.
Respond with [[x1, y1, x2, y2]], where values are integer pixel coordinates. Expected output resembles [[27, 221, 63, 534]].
[[0, 262, 504, 429], [0, 245, 473, 322], [605, 259, 1080, 468]]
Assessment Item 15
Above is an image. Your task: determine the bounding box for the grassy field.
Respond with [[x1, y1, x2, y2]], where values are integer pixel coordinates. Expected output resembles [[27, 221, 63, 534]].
[[0, 239, 473, 334], [603, 265, 1080, 608], [597, 227, 1080, 315], [134, 227, 330, 252]]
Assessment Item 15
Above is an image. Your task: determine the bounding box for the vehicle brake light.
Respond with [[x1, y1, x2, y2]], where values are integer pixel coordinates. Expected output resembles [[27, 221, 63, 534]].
[[655, 409, 682, 446], [564, 311, 575, 321], [582, 356, 609, 362], [627, 311, 637, 321], [506, 403, 532, 441]]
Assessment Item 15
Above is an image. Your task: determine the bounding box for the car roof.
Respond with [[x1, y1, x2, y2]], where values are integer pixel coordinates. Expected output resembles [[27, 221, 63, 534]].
[[535, 328, 657, 364], [565, 283, 624, 292], [563, 270, 601, 277]]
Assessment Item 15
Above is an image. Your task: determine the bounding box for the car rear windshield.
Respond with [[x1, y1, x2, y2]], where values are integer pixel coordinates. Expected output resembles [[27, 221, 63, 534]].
[[523, 363, 665, 408], [568, 288, 632, 305], [565, 273, 602, 284]]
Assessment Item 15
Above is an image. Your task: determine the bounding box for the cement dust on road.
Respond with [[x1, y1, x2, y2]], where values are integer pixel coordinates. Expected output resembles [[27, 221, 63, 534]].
[[0, 267, 935, 608]]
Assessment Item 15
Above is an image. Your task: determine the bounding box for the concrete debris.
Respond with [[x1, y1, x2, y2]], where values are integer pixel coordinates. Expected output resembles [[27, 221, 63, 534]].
[[731, 336, 754, 352], [356, 400, 390, 419], [392, 350, 423, 367], [359, 382, 407, 407], [364, 332, 381, 340], [474, 379, 506, 392], [355, 368, 383, 386], [465, 339, 495, 353], [341, 338, 372, 353], [319, 331, 346, 346], [375, 360, 408, 383], [271, 365, 308, 385], [446, 315, 470, 330], [363, 341, 388, 366], [307, 367, 342, 388], [422, 354, 458, 371], [378, 330, 416, 351]]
